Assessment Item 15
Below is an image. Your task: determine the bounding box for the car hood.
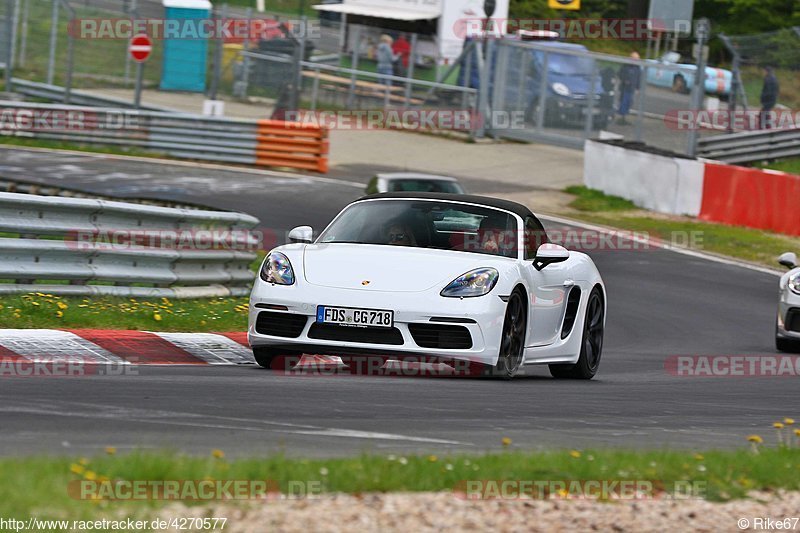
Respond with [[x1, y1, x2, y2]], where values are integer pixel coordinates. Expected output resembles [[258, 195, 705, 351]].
[[302, 243, 502, 292]]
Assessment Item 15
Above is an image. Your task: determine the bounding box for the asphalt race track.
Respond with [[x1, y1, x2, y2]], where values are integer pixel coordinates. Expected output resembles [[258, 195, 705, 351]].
[[0, 147, 790, 457]]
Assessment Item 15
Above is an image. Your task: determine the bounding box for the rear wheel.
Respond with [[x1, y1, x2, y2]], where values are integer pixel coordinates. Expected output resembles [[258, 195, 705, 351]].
[[483, 290, 526, 379], [550, 287, 604, 380]]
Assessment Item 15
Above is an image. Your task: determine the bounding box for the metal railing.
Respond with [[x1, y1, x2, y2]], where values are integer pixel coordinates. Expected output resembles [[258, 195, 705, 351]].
[[9, 78, 176, 111], [697, 127, 800, 164], [0, 191, 260, 298], [0, 100, 329, 172]]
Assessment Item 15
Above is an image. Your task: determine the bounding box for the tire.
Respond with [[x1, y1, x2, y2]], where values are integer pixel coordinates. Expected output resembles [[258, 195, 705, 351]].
[[672, 75, 687, 94], [482, 290, 527, 379], [776, 325, 800, 353], [252, 347, 299, 370], [550, 287, 604, 380]]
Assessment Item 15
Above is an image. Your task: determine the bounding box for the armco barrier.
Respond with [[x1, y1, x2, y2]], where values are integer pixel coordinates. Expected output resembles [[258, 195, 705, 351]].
[[699, 163, 800, 236], [0, 101, 329, 173], [584, 139, 800, 237], [0, 191, 260, 298]]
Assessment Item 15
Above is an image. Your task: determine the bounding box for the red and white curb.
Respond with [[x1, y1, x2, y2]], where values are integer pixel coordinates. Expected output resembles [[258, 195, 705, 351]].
[[0, 329, 254, 365]]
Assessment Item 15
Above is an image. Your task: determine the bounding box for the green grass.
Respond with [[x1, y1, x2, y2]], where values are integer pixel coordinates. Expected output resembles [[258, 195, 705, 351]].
[[758, 158, 800, 176], [0, 293, 249, 331], [0, 446, 798, 520], [564, 186, 800, 267]]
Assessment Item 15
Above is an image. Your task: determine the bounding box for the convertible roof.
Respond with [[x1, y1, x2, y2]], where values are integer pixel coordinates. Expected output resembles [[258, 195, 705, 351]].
[[356, 192, 536, 220]]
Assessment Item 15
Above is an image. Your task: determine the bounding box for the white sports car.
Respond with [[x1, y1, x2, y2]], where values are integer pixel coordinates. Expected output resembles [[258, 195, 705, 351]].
[[776, 252, 800, 352], [248, 193, 606, 379]]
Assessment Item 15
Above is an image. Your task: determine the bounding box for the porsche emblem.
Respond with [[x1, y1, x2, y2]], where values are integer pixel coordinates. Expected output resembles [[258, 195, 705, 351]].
[[361, 280, 370, 286]]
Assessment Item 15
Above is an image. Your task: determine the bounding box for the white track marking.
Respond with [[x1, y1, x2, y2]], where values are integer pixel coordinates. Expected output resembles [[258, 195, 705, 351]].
[[150, 332, 254, 364], [539, 213, 783, 277], [0, 329, 125, 363]]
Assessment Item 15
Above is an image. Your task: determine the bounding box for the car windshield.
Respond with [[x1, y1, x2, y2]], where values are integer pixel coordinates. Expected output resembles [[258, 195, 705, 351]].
[[317, 199, 521, 258], [388, 179, 465, 194], [540, 51, 595, 76]]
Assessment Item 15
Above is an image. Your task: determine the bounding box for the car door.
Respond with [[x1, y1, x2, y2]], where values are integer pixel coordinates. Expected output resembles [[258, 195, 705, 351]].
[[520, 217, 572, 347]]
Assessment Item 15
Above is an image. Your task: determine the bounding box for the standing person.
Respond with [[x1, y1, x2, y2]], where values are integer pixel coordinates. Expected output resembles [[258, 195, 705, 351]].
[[392, 33, 412, 79], [376, 34, 398, 86], [617, 51, 641, 125], [759, 66, 779, 130]]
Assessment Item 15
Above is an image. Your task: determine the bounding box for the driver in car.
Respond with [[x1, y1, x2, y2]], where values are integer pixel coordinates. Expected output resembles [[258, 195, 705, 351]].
[[385, 222, 417, 247]]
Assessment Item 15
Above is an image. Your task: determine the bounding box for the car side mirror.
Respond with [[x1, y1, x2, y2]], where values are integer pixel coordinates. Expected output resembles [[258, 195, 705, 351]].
[[778, 252, 797, 269], [533, 244, 570, 271], [288, 225, 313, 244]]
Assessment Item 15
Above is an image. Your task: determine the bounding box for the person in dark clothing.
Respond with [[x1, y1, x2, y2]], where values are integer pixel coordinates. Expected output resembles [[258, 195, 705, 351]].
[[759, 66, 779, 130], [617, 51, 641, 125]]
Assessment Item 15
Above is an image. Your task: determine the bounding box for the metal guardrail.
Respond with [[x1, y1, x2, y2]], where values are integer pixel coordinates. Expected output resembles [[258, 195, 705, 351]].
[[0, 100, 330, 172], [10, 78, 176, 112], [697, 127, 800, 164], [0, 192, 260, 298]]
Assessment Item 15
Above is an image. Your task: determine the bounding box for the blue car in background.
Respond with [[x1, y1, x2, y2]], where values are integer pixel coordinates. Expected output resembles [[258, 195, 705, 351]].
[[646, 51, 732, 97], [459, 39, 612, 129]]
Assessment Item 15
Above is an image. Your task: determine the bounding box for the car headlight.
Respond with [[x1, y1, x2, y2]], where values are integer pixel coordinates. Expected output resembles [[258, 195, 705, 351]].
[[260, 252, 295, 285], [789, 272, 800, 295], [441, 268, 499, 298], [551, 82, 570, 97]]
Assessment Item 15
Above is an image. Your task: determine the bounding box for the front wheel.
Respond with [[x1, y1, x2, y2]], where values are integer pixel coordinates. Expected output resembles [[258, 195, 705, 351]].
[[550, 287, 604, 380], [482, 290, 526, 379], [253, 347, 300, 370]]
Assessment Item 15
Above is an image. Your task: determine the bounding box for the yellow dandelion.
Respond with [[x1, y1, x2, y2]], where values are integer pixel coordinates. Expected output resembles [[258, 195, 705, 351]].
[[70, 464, 85, 475], [795, 429, 800, 437], [57, 302, 68, 310], [693, 453, 704, 460], [774, 422, 784, 429], [747, 435, 763, 443], [501, 437, 512, 447], [55, 311, 63, 318], [105, 446, 117, 455], [784, 418, 795, 426], [428, 455, 438, 462], [83, 471, 97, 481], [153, 313, 162, 321], [211, 449, 225, 459], [569, 450, 581, 459]]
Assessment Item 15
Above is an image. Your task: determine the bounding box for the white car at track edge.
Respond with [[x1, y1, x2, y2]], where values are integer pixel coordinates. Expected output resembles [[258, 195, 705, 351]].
[[248, 192, 606, 379], [776, 252, 800, 352]]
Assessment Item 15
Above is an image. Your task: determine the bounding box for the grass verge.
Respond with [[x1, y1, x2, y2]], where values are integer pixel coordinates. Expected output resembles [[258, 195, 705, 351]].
[[0, 293, 249, 332], [0, 136, 167, 159], [1, 446, 798, 520], [563, 186, 800, 267]]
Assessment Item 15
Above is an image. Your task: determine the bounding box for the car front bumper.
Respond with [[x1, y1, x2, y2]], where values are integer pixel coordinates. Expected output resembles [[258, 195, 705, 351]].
[[248, 281, 509, 366], [777, 288, 800, 340]]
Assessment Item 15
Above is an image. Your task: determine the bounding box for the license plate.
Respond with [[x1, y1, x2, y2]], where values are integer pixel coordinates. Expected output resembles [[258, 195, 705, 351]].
[[316, 306, 394, 328]]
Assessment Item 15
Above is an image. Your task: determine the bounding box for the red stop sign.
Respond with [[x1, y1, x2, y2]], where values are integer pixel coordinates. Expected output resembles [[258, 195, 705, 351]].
[[129, 34, 152, 63]]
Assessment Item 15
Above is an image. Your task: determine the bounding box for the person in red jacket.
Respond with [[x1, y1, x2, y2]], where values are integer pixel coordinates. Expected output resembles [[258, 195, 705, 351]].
[[392, 34, 412, 78]]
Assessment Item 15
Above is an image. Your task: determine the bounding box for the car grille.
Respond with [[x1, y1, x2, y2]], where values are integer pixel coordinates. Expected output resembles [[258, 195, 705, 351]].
[[255, 311, 308, 338], [787, 308, 800, 333], [408, 324, 473, 349], [307, 323, 404, 345]]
